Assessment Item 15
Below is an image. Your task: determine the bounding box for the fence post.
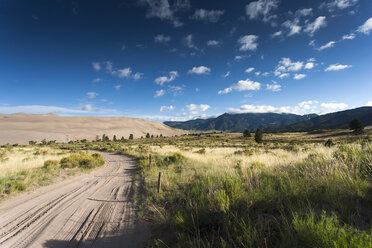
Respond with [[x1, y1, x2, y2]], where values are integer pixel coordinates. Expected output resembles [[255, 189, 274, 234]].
[[157, 171, 162, 193], [149, 154, 152, 168]]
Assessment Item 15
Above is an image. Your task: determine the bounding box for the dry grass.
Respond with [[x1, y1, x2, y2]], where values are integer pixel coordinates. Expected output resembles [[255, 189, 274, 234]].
[[0, 147, 69, 175]]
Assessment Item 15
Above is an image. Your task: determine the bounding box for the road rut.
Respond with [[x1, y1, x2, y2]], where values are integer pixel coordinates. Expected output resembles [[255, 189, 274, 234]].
[[0, 153, 148, 248]]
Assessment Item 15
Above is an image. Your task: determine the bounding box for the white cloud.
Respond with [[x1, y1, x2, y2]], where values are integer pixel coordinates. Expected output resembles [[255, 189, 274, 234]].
[[218, 78, 261, 95], [184, 34, 198, 50], [228, 100, 348, 115], [206, 40, 220, 46], [154, 89, 165, 98], [132, 72, 144, 80], [154, 34, 171, 43], [168, 84, 184, 96], [283, 19, 302, 36], [86, 92, 98, 99], [304, 16, 327, 36], [295, 8, 313, 17], [318, 41, 336, 50], [357, 17, 372, 34], [271, 30, 282, 37], [266, 83, 281, 92], [223, 71, 230, 77], [325, 0, 358, 10], [105, 61, 113, 72], [160, 105, 174, 112], [115, 68, 132, 78], [188, 66, 211, 75], [191, 9, 224, 23], [141, 0, 188, 27], [154, 71, 178, 85], [325, 64, 352, 71], [114, 85, 121, 90], [294, 73, 307, 80], [234, 55, 247, 61], [185, 104, 210, 115], [92, 78, 103, 83], [255, 71, 261, 76], [238, 35, 259, 51], [92, 62, 101, 71], [342, 33, 355, 40], [304, 62, 314, 69], [245, 67, 255, 73], [275, 58, 303, 77], [366, 101, 372, 106], [245, 0, 279, 22]]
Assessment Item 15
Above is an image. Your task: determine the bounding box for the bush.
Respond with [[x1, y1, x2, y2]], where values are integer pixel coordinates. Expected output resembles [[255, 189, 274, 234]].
[[324, 139, 334, 147], [60, 153, 105, 169], [255, 129, 263, 143], [349, 119, 364, 133], [43, 160, 59, 169], [243, 129, 251, 137]]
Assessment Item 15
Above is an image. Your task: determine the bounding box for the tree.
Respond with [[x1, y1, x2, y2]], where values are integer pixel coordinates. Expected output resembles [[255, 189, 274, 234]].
[[113, 135, 117, 142], [254, 129, 263, 143], [146, 133, 150, 138], [243, 129, 251, 137], [349, 119, 364, 133], [95, 135, 100, 142], [129, 134, 134, 140]]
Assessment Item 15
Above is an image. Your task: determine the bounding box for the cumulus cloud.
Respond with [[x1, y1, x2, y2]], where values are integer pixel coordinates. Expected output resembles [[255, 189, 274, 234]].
[[323, 0, 358, 11], [228, 100, 348, 115], [318, 41, 336, 50], [218, 78, 261, 95], [245, 67, 255, 73], [294, 74, 307, 80], [188, 66, 211, 75], [98, 61, 143, 80], [304, 16, 327, 36], [185, 104, 210, 114], [304, 62, 314, 69], [160, 105, 174, 112], [295, 8, 313, 17], [245, 0, 278, 22], [238, 35, 259, 51], [154, 34, 171, 43], [206, 40, 220, 46], [154, 89, 165, 98], [282, 19, 302, 36], [92, 62, 101, 71], [325, 64, 352, 71], [342, 33, 355, 40], [366, 101, 372, 106], [191, 9, 224, 23], [266, 82, 281, 92], [86, 92, 98, 99], [275, 58, 304, 78], [357, 17, 372, 34], [223, 71, 230, 78], [141, 0, 189, 27], [154, 71, 178, 85], [183, 34, 198, 50]]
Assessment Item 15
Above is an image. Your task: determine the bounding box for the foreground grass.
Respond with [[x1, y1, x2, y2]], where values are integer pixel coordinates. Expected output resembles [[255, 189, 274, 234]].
[[0, 151, 105, 201]]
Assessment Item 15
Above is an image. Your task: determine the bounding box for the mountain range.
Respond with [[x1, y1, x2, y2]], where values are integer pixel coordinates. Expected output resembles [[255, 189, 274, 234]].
[[164, 107, 372, 132]]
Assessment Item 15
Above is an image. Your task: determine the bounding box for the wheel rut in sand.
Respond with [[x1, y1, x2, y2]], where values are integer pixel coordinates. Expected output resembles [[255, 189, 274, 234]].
[[0, 153, 148, 248]]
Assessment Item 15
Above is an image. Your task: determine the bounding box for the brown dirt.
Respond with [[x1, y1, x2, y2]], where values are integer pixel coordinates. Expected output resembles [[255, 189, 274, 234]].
[[0, 153, 149, 248], [0, 113, 186, 145]]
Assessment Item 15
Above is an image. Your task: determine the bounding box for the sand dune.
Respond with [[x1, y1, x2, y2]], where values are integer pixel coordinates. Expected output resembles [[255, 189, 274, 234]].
[[0, 113, 185, 145]]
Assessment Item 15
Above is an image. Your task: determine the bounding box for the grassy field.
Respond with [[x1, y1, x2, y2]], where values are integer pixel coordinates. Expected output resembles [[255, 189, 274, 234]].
[[84, 129, 371, 248], [1, 129, 371, 247], [0, 144, 105, 200]]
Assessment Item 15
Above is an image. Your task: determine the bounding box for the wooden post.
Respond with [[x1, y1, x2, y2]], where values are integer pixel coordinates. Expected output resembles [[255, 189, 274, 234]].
[[149, 154, 152, 168], [157, 171, 162, 193]]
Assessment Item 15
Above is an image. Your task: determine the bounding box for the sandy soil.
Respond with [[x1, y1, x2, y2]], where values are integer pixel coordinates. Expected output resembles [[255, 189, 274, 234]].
[[0, 113, 186, 145], [0, 153, 149, 248]]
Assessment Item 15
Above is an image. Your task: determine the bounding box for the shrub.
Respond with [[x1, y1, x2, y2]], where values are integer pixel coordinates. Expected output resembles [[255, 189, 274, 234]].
[[60, 153, 105, 169], [243, 129, 251, 137], [255, 129, 263, 143], [349, 119, 364, 133], [324, 139, 334, 147], [43, 160, 59, 169]]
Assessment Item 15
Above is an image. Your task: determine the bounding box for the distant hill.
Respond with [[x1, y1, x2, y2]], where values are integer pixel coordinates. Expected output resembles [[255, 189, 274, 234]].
[[280, 106, 372, 131], [164, 106, 372, 132], [164, 112, 318, 132], [0, 113, 186, 145]]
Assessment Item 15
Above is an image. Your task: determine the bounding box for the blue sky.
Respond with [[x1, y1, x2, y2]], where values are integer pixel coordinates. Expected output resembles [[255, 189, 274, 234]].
[[0, 0, 371, 121]]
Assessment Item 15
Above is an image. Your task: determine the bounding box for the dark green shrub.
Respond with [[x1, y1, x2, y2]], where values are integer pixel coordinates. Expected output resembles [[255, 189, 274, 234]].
[[349, 119, 364, 133], [324, 139, 334, 147], [255, 129, 263, 143], [243, 129, 251, 137]]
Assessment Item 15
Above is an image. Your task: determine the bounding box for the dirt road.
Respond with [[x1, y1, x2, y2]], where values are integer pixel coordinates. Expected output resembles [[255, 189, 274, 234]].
[[0, 153, 149, 248]]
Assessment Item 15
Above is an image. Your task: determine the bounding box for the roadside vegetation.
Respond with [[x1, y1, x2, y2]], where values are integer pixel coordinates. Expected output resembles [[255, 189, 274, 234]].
[[0, 144, 104, 200], [1, 128, 371, 247]]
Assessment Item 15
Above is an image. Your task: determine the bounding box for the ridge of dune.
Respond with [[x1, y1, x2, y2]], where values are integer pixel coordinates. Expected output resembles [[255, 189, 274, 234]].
[[0, 113, 185, 144]]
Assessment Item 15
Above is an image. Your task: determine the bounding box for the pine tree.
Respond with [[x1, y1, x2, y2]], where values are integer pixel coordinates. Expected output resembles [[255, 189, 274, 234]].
[[129, 134, 134, 140], [243, 129, 251, 137], [146, 133, 150, 138]]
